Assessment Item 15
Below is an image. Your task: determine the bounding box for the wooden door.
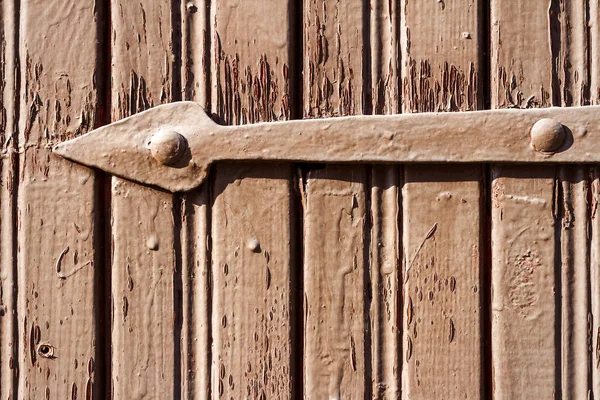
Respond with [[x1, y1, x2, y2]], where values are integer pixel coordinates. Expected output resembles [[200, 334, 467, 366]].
[[0, 0, 598, 399]]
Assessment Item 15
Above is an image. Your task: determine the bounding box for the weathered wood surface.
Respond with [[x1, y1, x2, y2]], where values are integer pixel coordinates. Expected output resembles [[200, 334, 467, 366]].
[[400, 1, 486, 398], [302, 1, 371, 398], [0, 2, 17, 398], [209, 1, 299, 399], [3, 0, 600, 397], [16, 1, 107, 398], [110, 1, 180, 398], [491, 1, 591, 398]]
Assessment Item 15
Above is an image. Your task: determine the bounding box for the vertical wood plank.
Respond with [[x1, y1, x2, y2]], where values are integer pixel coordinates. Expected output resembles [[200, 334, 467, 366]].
[[303, 166, 367, 398], [211, 164, 296, 399], [209, 1, 298, 398], [370, 1, 401, 398], [560, 167, 590, 399], [370, 165, 401, 400], [0, 1, 17, 397], [491, 167, 557, 398], [302, 1, 369, 398], [402, 166, 484, 399], [400, 1, 485, 398], [592, 168, 600, 397], [491, 1, 590, 397], [181, 3, 211, 399], [400, 0, 483, 113], [17, 1, 105, 397], [110, 1, 180, 397], [590, 2, 600, 398]]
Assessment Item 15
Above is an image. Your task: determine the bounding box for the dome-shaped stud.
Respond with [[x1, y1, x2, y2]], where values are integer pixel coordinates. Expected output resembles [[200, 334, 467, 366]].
[[530, 118, 566, 153], [149, 130, 187, 165]]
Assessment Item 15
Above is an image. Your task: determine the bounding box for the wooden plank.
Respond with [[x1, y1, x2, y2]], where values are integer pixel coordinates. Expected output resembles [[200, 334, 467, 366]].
[[111, 180, 177, 398], [491, 166, 557, 398], [370, 1, 400, 397], [0, 1, 17, 398], [211, 164, 296, 399], [110, 1, 180, 397], [402, 166, 483, 399], [16, 0, 106, 397], [303, 165, 368, 398], [181, 4, 210, 399], [370, 165, 400, 399], [401, 0, 483, 113], [560, 166, 590, 399], [304, 0, 365, 118], [592, 168, 600, 397], [491, 1, 590, 397], [303, 1, 369, 398], [400, 1, 485, 398], [209, 0, 298, 398]]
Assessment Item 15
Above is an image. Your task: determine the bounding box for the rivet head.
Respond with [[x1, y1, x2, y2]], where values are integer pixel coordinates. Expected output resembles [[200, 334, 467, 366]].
[[149, 130, 187, 165], [530, 118, 565, 153]]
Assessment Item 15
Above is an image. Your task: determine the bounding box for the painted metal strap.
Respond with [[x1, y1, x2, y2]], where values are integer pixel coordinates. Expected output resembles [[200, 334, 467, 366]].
[[53, 101, 600, 192]]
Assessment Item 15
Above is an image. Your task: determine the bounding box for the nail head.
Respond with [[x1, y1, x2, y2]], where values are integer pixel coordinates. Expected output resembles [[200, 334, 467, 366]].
[[530, 118, 565, 153], [149, 130, 187, 166]]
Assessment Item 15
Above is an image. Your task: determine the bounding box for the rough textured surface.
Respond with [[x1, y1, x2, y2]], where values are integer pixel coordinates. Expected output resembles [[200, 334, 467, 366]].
[[400, 1, 486, 397], [209, 1, 299, 398], [0, 2, 18, 398], [303, 165, 367, 399], [401, 0, 482, 112], [16, 1, 105, 398], [110, 0, 179, 397], [491, 1, 592, 398]]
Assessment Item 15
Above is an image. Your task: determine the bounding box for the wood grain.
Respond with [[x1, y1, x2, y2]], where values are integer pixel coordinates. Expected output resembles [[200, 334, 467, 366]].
[[110, 1, 180, 397], [402, 166, 484, 399], [401, 0, 482, 113], [491, 1, 591, 397], [209, 0, 298, 398], [370, 1, 400, 398], [302, 1, 370, 398], [303, 165, 368, 398], [0, 1, 17, 398], [16, 1, 105, 398], [181, 4, 211, 399], [400, 1, 485, 398]]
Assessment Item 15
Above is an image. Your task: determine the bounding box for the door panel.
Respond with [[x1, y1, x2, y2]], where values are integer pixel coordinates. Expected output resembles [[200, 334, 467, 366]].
[[4, 0, 600, 398], [491, 1, 591, 398], [400, 1, 486, 398], [110, 1, 180, 397], [16, 1, 107, 398]]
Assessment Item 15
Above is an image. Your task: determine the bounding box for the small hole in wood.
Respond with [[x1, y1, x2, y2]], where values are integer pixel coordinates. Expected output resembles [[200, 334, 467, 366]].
[[37, 343, 55, 358]]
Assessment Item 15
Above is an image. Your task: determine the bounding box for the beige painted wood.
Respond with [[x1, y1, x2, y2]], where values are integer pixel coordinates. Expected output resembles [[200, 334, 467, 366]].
[[560, 167, 590, 399], [0, 1, 17, 398], [370, 165, 400, 400], [16, 1, 105, 398], [303, 1, 370, 397], [303, 165, 367, 398], [400, 1, 485, 398], [370, 2, 400, 398], [402, 166, 483, 399], [491, 166, 557, 398], [491, 1, 591, 398], [592, 169, 600, 397], [181, 4, 211, 399], [110, 1, 180, 397], [209, 1, 298, 398], [211, 164, 296, 399], [180, 187, 210, 400], [591, 3, 600, 398], [401, 0, 482, 113]]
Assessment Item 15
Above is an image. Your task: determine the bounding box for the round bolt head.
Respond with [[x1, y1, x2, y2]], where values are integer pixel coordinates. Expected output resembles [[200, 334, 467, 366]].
[[149, 130, 187, 165], [530, 118, 565, 153]]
